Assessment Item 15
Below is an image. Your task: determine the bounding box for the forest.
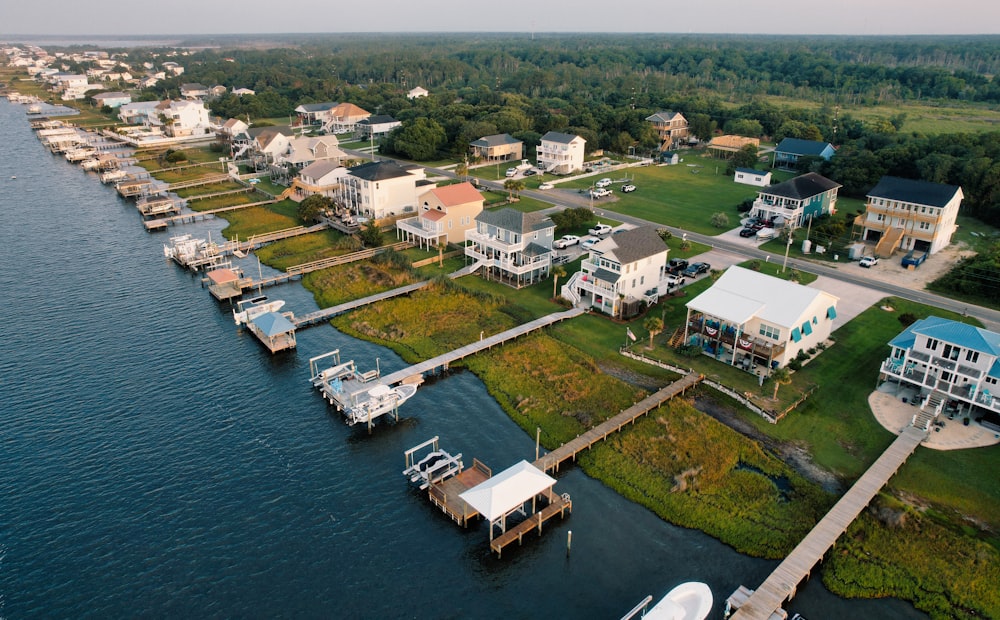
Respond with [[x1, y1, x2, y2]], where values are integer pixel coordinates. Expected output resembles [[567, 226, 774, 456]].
[[101, 34, 1000, 225]]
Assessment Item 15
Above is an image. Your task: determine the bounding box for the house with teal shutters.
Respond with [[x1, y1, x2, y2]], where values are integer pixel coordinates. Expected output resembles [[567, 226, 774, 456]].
[[749, 172, 841, 229], [772, 138, 836, 169]]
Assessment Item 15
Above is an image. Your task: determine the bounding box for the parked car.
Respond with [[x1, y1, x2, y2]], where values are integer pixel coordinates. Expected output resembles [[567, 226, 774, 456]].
[[595, 178, 612, 188], [667, 258, 689, 275], [590, 188, 612, 198], [755, 228, 776, 240], [581, 238, 599, 250], [588, 223, 613, 236], [553, 234, 580, 249], [682, 262, 711, 277], [523, 169, 537, 176], [665, 274, 686, 288], [859, 255, 879, 268], [505, 168, 517, 177], [739, 228, 757, 238], [621, 184, 636, 193], [538, 182, 554, 190]]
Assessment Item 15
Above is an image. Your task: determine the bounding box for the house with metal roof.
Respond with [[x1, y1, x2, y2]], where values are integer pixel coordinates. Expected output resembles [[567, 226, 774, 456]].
[[356, 115, 401, 139], [880, 316, 1000, 427], [397, 182, 484, 249], [858, 176, 964, 258], [294, 102, 339, 125], [772, 138, 836, 169], [338, 160, 426, 220], [562, 227, 670, 319], [464, 208, 554, 288], [537, 131, 585, 174], [469, 133, 523, 163], [683, 266, 839, 371], [749, 172, 841, 229], [645, 110, 689, 150]]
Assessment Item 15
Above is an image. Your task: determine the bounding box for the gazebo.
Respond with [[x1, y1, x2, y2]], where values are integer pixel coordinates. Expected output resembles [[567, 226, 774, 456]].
[[460, 460, 556, 540], [248, 311, 297, 354]]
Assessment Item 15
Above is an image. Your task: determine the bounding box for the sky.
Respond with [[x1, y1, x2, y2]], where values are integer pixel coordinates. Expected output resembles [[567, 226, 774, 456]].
[[2, 0, 999, 37]]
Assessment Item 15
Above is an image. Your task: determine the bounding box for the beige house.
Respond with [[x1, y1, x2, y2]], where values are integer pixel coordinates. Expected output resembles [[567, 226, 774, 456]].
[[323, 103, 371, 134], [646, 110, 689, 149], [859, 176, 964, 259], [396, 182, 484, 249], [707, 135, 760, 158], [469, 134, 523, 163]]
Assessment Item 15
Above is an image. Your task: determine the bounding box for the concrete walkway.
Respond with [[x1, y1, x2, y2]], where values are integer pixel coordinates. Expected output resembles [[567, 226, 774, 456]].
[[869, 383, 1000, 450]]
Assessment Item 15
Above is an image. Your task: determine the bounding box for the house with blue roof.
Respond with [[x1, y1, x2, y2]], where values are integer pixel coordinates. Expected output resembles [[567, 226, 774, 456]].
[[772, 138, 836, 169], [881, 316, 1000, 427]]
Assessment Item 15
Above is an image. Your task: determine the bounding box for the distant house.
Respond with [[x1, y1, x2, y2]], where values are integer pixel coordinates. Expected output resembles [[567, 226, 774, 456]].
[[859, 176, 964, 258], [464, 208, 555, 288], [219, 117, 249, 137], [772, 138, 836, 169], [684, 266, 839, 370], [294, 160, 346, 199], [323, 102, 371, 134], [396, 182, 484, 249], [469, 133, 523, 163], [118, 100, 161, 125], [879, 316, 1000, 426], [280, 136, 347, 168], [407, 86, 429, 99], [356, 115, 401, 139], [646, 110, 689, 150], [734, 167, 772, 187], [179, 83, 209, 99], [562, 227, 670, 319], [537, 132, 585, 174], [93, 91, 131, 109], [210, 85, 227, 97], [338, 160, 426, 220], [707, 135, 760, 159], [749, 172, 841, 229], [294, 102, 338, 126], [158, 99, 212, 138], [161, 61, 184, 76], [232, 87, 255, 96]]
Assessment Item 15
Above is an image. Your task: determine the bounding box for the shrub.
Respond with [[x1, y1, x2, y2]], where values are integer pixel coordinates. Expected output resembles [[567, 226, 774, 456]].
[[657, 228, 673, 240], [788, 359, 803, 371], [164, 150, 187, 163], [710, 212, 730, 229], [748, 259, 762, 271], [898, 312, 918, 327]]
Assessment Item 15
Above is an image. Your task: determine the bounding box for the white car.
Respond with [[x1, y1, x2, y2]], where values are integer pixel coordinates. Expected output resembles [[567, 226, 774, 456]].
[[553, 235, 580, 249], [590, 188, 612, 199], [595, 178, 612, 188], [538, 182, 554, 190], [505, 168, 517, 177], [621, 184, 636, 193], [588, 223, 613, 236], [581, 238, 599, 251], [859, 256, 879, 268]]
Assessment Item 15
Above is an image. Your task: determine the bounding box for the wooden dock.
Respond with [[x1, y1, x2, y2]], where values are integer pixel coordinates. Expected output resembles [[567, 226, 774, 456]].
[[142, 198, 278, 230], [729, 425, 928, 620], [489, 489, 572, 557], [534, 372, 704, 473], [166, 173, 231, 191], [377, 307, 586, 386], [428, 459, 492, 526]]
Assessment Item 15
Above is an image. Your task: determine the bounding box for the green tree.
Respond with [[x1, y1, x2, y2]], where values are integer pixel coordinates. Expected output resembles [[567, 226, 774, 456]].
[[769, 366, 792, 400], [710, 212, 730, 228], [643, 316, 664, 349], [358, 219, 383, 247], [388, 117, 446, 160], [730, 143, 760, 170], [552, 264, 567, 299], [503, 178, 525, 199], [297, 194, 332, 223]]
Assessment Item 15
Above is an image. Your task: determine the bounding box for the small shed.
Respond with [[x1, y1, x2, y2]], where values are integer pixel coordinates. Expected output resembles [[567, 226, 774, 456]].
[[460, 460, 556, 540], [734, 168, 772, 187]]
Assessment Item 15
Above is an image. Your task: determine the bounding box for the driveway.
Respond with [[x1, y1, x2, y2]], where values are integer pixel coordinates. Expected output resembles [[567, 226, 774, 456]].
[[808, 275, 886, 329]]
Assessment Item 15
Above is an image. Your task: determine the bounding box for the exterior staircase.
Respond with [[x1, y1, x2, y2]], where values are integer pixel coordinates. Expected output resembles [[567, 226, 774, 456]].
[[561, 272, 582, 306], [913, 390, 945, 430], [668, 325, 687, 348], [874, 227, 904, 258]]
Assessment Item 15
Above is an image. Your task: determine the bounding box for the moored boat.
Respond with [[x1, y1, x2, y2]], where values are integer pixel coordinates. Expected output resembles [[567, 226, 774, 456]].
[[643, 582, 713, 620]]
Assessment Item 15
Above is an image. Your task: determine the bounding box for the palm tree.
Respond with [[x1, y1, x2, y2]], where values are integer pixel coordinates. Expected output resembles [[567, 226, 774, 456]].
[[770, 366, 792, 400], [643, 316, 664, 348], [503, 178, 525, 199], [455, 159, 469, 182], [551, 264, 566, 299], [437, 240, 447, 267]]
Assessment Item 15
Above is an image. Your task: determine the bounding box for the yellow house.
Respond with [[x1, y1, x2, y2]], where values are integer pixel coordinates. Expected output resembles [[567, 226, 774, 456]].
[[396, 182, 484, 248]]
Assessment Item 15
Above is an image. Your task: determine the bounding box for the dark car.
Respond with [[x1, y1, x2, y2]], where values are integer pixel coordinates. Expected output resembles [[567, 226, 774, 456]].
[[682, 262, 711, 277], [667, 258, 689, 275], [739, 228, 757, 237], [523, 169, 537, 176]]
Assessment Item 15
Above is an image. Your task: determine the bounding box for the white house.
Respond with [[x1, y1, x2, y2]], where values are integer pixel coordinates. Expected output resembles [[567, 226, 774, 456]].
[[684, 266, 839, 370], [158, 99, 211, 137], [407, 86, 429, 99], [294, 160, 346, 199], [879, 316, 1000, 427], [464, 208, 554, 288], [537, 132, 585, 174], [734, 167, 772, 187], [339, 160, 426, 220], [356, 115, 402, 139], [93, 91, 131, 108], [280, 136, 347, 168], [562, 227, 669, 319], [859, 176, 964, 259], [295, 102, 339, 126], [232, 87, 255, 96], [118, 100, 162, 125]]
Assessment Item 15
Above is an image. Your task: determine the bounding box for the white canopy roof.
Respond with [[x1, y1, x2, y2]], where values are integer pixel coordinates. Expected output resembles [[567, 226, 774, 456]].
[[459, 460, 555, 522]]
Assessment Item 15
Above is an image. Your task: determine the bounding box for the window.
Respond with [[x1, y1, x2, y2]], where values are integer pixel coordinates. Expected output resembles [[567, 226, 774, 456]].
[[759, 324, 780, 340], [927, 338, 938, 351], [943, 344, 960, 361], [966, 350, 980, 363]]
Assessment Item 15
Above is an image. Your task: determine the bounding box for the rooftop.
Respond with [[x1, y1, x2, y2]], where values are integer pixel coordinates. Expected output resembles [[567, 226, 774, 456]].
[[867, 176, 963, 208]]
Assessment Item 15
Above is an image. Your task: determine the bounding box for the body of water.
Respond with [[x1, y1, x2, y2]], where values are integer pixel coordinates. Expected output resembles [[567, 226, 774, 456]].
[[0, 100, 925, 618]]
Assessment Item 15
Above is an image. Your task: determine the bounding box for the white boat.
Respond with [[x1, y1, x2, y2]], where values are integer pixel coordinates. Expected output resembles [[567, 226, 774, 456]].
[[233, 297, 286, 326], [644, 582, 713, 620], [345, 383, 417, 426]]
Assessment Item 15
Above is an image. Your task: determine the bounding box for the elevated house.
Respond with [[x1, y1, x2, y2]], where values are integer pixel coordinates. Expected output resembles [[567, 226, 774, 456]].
[[294, 102, 338, 126], [322, 103, 371, 134], [157, 99, 212, 138], [280, 135, 346, 169], [118, 100, 162, 125], [293, 160, 346, 199], [646, 110, 690, 150], [734, 167, 771, 187], [858, 176, 964, 259], [772, 138, 836, 169], [562, 227, 670, 319], [179, 83, 209, 99], [879, 316, 1000, 428], [469, 133, 523, 163], [706, 135, 759, 159], [396, 182, 484, 249], [356, 115, 401, 140], [464, 208, 554, 288], [338, 160, 426, 220], [749, 172, 841, 229], [249, 125, 295, 169], [537, 132, 585, 174], [684, 266, 839, 371]]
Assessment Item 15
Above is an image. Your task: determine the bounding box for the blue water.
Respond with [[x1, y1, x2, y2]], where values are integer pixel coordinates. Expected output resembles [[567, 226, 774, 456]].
[[0, 100, 925, 618]]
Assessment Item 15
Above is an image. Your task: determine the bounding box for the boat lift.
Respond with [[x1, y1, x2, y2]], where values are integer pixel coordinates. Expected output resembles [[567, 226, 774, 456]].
[[403, 436, 464, 490]]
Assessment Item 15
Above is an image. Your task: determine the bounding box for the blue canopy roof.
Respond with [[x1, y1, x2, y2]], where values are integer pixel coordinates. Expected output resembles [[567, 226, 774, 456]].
[[251, 311, 295, 337], [889, 316, 1000, 356]]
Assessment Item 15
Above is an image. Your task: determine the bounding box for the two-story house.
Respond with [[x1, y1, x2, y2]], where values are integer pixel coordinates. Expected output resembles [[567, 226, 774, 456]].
[[684, 266, 839, 371], [322, 102, 371, 134], [356, 115, 401, 140], [118, 100, 162, 125], [749, 172, 841, 229], [537, 132, 585, 174], [179, 83, 209, 99], [294, 160, 346, 199], [93, 91, 131, 109], [157, 99, 212, 138], [880, 316, 1000, 427], [469, 134, 523, 163], [859, 176, 964, 259], [294, 102, 338, 126], [772, 138, 836, 169], [339, 160, 426, 220], [645, 111, 690, 150], [562, 227, 669, 319], [464, 208, 554, 288], [396, 182, 484, 249]]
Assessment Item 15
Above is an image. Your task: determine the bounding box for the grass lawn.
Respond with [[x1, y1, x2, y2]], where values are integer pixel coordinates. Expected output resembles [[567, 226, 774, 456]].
[[217, 203, 300, 239], [736, 259, 819, 285], [186, 192, 257, 212], [174, 181, 246, 198], [254, 230, 353, 270]]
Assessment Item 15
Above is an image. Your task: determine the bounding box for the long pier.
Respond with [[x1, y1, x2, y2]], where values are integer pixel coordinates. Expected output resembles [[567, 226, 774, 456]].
[[729, 425, 928, 620], [376, 307, 586, 386], [248, 242, 412, 291], [534, 372, 704, 473], [143, 198, 279, 230], [166, 173, 231, 191]]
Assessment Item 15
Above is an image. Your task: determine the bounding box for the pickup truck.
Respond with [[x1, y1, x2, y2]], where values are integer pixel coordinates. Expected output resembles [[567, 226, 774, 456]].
[[667, 258, 689, 275], [588, 223, 613, 236]]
